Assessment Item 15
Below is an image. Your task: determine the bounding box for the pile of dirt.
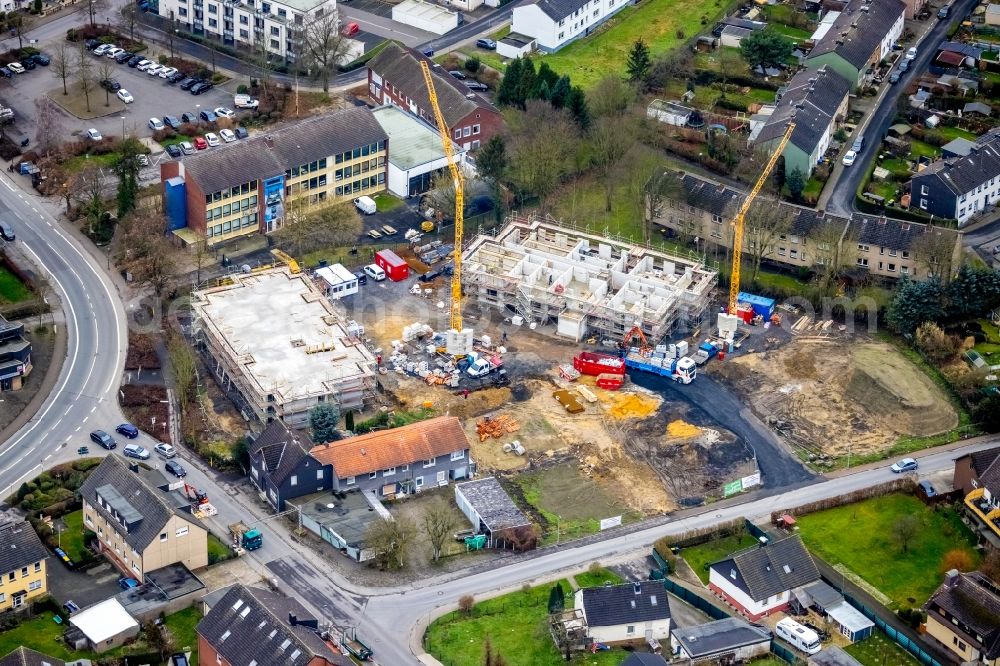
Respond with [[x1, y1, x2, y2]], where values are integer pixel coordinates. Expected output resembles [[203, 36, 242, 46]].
[[602, 391, 662, 420], [666, 420, 702, 439]]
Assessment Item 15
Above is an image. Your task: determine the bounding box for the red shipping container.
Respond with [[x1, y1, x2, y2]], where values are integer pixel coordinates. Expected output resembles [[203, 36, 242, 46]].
[[375, 249, 409, 281]]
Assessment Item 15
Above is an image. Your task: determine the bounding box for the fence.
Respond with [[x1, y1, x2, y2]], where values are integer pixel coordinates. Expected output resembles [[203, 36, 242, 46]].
[[661, 579, 729, 621], [840, 592, 944, 666], [770, 640, 797, 664]]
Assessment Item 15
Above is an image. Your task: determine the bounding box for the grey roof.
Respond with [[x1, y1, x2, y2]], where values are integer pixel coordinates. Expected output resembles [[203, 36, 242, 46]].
[[0, 647, 67, 666], [0, 518, 49, 576], [757, 66, 851, 154], [523, 0, 589, 21], [182, 107, 387, 195], [809, 646, 864, 666], [671, 617, 771, 659], [808, 0, 906, 71], [789, 207, 849, 238], [852, 214, 958, 252], [78, 455, 200, 553], [668, 171, 742, 217], [721, 16, 766, 29], [201, 584, 236, 612], [580, 581, 670, 627], [197, 584, 353, 666], [715, 535, 820, 601], [941, 137, 976, 157], [621, 655, 669, 666], [798, 580, 843, 609], [250, 420, 315, 487], [939, 40, 982, 60], [925, 572, 1000, 659], [455, 477, 531, 532], [964, 101, 993, 116], [368, 42, 497, 129], [914, 135, 1000, 197], [968, 446, 1000, 496]]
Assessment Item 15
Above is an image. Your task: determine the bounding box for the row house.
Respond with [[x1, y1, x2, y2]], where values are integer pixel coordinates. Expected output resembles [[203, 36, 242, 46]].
[[510, 0, 631, 52], [909, 130, 1000, 227], [805, 0, 905, 90], [0, 517, 48, 612]]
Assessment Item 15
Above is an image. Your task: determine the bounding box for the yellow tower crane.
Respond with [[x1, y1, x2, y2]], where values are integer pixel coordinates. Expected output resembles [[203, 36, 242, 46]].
[[727, 122, 795, 315], [420, 61, 465, 336]]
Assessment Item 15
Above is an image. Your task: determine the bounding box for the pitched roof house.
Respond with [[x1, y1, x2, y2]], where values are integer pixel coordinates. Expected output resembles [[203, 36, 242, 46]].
[[78, 456, 208, 582], [954, 446, 1000, 549], [708, 535, 821, 620], [249, 420, 327, 511], [197, 584, 353, 666], [366, 42, 502, 150], [310, 416, 473, 497], [909, 132, 1000, 225], [510, 0, 632, 52], [923, 570, 1000, 665], [573, 581, 671, 644], [805, 0, 906, 89], [0, 517, 49, 612], [0, 648, 75, 666]]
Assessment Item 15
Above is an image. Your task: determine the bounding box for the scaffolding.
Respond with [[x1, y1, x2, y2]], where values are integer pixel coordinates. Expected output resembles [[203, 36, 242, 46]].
[[462, 215, 717, 343]]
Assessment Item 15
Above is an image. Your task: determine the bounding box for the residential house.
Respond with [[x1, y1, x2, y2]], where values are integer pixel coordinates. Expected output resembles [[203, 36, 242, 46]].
[[621, 655, 669, 666], [79, 455, 208, 582], [954, 446, 1000, 550], [805, 0, 906, 90], [924, 570, 1000, 665], [367, 42, 503, 150], [0, 517, 48, 612], [754, 66, 851, 178], [0, 648, 83, 666], [0, 315, 31, 392], [197, 584, 354, 666], [851, 213, 962, 279], [708, 535, 821, 620], [157, 0, 337, 62], [908, 130, 1000, 225], [937, 41, 982, 68], [670, 617, 772, 664], [455, 477, 532, 545], [248, 420, 327, 511], [161, 108, 388, 245], [716, 17, 767, 48], [309, 416, 473, 497], [510, 0, 631, 52], [902, 0, 927, 19], [574, 581, 671, 645], [647, 100, 696, 128]]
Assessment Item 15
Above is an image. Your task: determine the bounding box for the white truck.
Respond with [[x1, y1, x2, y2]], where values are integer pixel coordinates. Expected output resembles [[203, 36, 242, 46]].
[[354, 195, 377, 215], [233, 94, 259, 109]]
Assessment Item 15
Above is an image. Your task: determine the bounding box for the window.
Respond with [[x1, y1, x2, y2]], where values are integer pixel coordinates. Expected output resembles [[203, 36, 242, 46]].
[[290, 475, 297, 486], [901, 265, 909, 275], [730, 568, 736, 580], [778, 247, 786, 256], [28, 580, 42, 591], [271, 25, 279, 35], [921, 185, 928, 195], [240, 14, 248, 23], [790, 249, 798, 259], [902, 250, 910, 259], [179, 6, 188, 15], [463, 127, 472, 138], [454, 128, 462, 139], [33, 562, 40, 573], [558, 31, 564, 39], [369, 471, 377, 480], [473, 124, 480, 135], [888, 249, 897, 257], [20, 567, 27, 578], [270, 39, 279, 49], [384, 467, 396, 476], [858, 243, 869, 252], [160, 532, 168, 542], [176, 526, 189, 537], [920, 198, 928, 209], [451, 450, 465, 460], [316, 469, 324, 480], [240, 28, 249, 38], [888, 263, 896, 272], [857, 258, 868, 267], [424, 458, 436, 467], [626, 625, 636, 634], [415, 476, 424, 488], [208, 2, 216, 12], [345, 476, 355, 486]]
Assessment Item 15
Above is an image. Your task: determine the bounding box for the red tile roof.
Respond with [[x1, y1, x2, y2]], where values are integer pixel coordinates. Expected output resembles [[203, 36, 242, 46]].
[[310, 416, 470, 479]]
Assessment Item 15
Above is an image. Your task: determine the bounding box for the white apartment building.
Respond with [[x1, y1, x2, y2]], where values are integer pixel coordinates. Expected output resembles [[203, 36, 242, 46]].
[[510, 0, 630, 52], [158, 0, 338, 61]]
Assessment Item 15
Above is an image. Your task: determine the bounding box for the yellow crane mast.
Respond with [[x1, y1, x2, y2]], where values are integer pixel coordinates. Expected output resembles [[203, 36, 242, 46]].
[[420, 60, 465, 334], [727, 122, 795, 314]]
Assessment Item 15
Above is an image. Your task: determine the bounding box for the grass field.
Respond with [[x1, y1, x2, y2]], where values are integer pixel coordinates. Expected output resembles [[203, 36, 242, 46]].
[[845, 629, 920, 666], [60, 151, 121, 174], [207, 532, 232, 563], [973, 317, 1000, 365], [58, 510, 91, 563], [164, 606, 201, 662], [908, 139, 939, 161], [0, 613, 80, 660], [937, 126, 978, 142], [373, 192, 404, 212], [0, 265, 33, 304], [425, 568, 627, 666], [796, 494, 980, 607], [680, 533, 759, 584]]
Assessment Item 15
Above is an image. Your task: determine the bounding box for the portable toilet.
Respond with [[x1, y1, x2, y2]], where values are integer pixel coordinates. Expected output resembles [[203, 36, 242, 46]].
[[374, 249, 410, 281]]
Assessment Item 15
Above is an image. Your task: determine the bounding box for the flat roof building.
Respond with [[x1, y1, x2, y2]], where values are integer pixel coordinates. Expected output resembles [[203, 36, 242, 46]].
[[372, 104, 470, 198], [463, 216, 717, 342], [68, 598, 140, 653], [455, 477, 531, 545], [191, 267, 377, 426]]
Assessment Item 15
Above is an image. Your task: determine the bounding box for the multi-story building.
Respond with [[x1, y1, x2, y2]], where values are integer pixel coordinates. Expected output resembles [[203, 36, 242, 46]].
[[0, 315, 31, 392], [158, 0, 337, 62], [510, 0, 630, 52], [79, 456, 208, 582], [249, 420, 327, 510], [805, 0, 905, 90], [924, 570, 1000, 666], [367, 42, 503, 150], [954, 446, 1000, 551], [909, 130, 1000, 226], [0, 517, 48, 612], [161, 107, 387, 245]]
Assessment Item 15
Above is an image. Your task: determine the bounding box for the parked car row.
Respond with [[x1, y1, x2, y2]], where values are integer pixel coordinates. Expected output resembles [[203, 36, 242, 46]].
[[87, 424, 183, 473], [0, 52, 50, 78], [85, 39, 217, 94], [162, 126, 249, 158]]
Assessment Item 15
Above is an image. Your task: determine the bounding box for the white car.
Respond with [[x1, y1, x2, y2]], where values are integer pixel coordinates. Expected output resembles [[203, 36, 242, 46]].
[[213, 106, 235, 118], [204, 132, 221, 147], [842, 150, 858, 167], [906, 47, 917, 60], [146, 64, 164, 76], [136, 59, 153, 71], [158, 66, 178, 79], [117, 89, 134, 103], [148, 117, 165, 131], [154, 442, 176, 458], [106, 47, 124, 59], [7, 62, 24, 74], [86, 128, 103, 141], [93, 44, 114, 55], [219, 128, 236, 143]]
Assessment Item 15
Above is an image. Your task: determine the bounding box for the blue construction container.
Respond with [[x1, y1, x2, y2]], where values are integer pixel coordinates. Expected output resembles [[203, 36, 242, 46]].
[[737, 292, 776, 320], [164, 177, 187, 231]]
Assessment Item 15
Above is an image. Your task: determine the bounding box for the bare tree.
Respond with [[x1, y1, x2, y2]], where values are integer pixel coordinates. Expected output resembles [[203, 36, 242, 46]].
[[912, 225, 957, 281], [75, 43, 95, 113], [810, 221, 856, 288], [586, 75, 634, 120], [167, 331, 198, 412], [424, 169, 462, 223], [119, 2, 138, 42], [589, 115, 637, 212], [506, 101, 580, 211], [34, 98, 64, 157], [363, 516, 417, 570], [743, 198, 793, 283], [193, 239, 210, 285], [77, 165, 107, 234], [98, 60, 116, 107], [273, 201, 361, 260], [423, 498, 457, 562], [645, 169, 686, 244], [117, 216, 178, 296], [85, 0, 108, 26], [891, 514, 920, 553], [52, 40, 72, 96], [10, 12, 35, 51], [299, 9, 350, 93]]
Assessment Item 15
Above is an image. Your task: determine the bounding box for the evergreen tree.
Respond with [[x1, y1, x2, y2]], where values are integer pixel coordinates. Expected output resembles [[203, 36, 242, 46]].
[[344, 410, 355, 432], [786, 167, 805, 202], [535, 62, 559, 92], [946, 264, 1000, 320], [886, 277, 946, 334], [310, 403, 339, 443], [516, 57, 537, 109], [114, 137, 146, 217], [547, 582, 565, 613], [625, 38, 651, 83], [533, 79, 552, 102], [566, 86, 590, 129], [496, 57, 522, 107], [550, 75, 571, 108]]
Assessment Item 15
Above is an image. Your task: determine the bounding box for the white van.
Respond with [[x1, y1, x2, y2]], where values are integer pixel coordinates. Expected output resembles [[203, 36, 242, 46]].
[[354, 195, 377, 215], [775, 618, 822, 655], [363, 264, 386, 281], [234, 94, 259, 109]]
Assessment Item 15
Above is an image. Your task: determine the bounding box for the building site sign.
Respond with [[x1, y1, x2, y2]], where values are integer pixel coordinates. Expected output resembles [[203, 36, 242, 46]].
[[723, 479, 743, 497], [741, 473, 761, 489], [600, 516, 622, 530]]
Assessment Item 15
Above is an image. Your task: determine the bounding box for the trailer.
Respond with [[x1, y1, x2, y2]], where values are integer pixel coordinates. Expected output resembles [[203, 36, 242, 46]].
[[341, 627, 373, 661], [596, 373, 625, 390], [624, 354, 697, 384], [374, 249, 409, 281], [573, 352, 626, 376], [692, 341, 720, 366]]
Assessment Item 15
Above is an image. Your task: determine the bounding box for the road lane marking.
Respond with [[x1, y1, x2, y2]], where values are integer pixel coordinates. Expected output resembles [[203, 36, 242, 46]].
[[44, 454, 51, 461]]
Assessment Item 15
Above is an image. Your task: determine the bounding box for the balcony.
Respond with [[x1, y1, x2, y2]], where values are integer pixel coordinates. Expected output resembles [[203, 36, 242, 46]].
[[964, 488, 1000, 538]]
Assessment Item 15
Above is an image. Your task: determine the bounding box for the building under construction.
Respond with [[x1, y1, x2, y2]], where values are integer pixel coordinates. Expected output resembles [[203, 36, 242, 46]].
[[463, 216, 717, 342], [191, 267, 377, 427]]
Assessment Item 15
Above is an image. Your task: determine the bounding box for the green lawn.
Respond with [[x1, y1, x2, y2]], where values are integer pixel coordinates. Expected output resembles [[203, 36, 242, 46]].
[[159, 134, 193, 148], [0, 613, 80, 660], [753, 268, 810, 293], [803, 176, 825, 202], [880, 157, 911, 178], [768, 23, 812, 39], [164, 606, 201, 662], [869, 181, 900, 201], [973, 318, 1000, 364], [425, 568, 629, 666], [937, 126, 977, 142], [680, 533, 759, 584], [373, 192, 404, 213], [574, 568, 623, 588], [60, 152, 121, 173], [58, 510, 91, 563], [532, 0, 730, 89], [0, 265, 33, 304], [845, 630, 921, 666], [908, 139, 939, 161], [300, 242, 398, 270], [207, 532, 232, 564], [796, 494, 980, 608]]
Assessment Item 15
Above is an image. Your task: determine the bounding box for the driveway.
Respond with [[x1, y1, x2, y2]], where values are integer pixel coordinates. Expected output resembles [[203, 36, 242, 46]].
[[46, 558, 123, 609]]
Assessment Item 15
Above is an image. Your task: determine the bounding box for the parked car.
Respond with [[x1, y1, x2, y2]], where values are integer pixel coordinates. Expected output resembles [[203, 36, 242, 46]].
[[466, 81, 488, 91], [342, 21, 360, 36], [7, 62, 25, 74], [219, 128, 236, 143], [148, 117, 165, 131], [0, 67, 11, 78], [105, 47, 125, 59], [354, 270, 368, 285], [234, 126, 249, 139], [163, 115, 182, 129], [164, 460, 187, 477], [165, 143, 182, 158], [179, 77, 199, 90], [891, 457, 918, 473], [214, 106, 235, 118], [0, 221, 14, 241], [181, 111, 198, 123], [154, 442, 177, 458], [898, 59, 910, 72], [888, 71, 901, 84], [234, 94, 258, 109], [86, 128, 103, 141], [84, 38, 101, 50], [842, 150, 857, 167], [448, 70, 467, 79], [127, 54, 144, 67], [938, 5, 951, 18], [158, 67, 179, 79], [193, 136, 208, 150], [31, 53, 50, 66], [851, 136, 865, 152], [191, 81, 213, 95], [476, 38, 497, 50], [116, 423, 139, 438], [100, 78, 121, 91], [114, 51, 133, 63], [146, 64, 164, 76], [167, 71, 186, 83], [117, 89, 134, 103], [199, 109, 217, 123], [90, 430, 117, 450], [119, 578, 139, 590], [906, 46, 917, 60], [93, 43, 114, 56], [20, 58, 35, 71], [136, 59, 154, 71], [205, 132, 221, 147], [180, 141, 195, 155], [123, 444, 150, 460]]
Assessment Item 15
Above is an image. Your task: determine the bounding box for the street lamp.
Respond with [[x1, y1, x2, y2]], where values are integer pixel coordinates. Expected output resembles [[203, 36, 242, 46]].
[[120, 115, 126, 138]]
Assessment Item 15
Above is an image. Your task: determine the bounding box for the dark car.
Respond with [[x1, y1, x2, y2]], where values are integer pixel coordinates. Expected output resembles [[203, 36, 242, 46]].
[[84, 38, 101, 50], [179, 77, 199, 90], [0, 67, 11, 78], [234, 126, 249, 139], [354, 270, 368, 285], [181, 111, 198, 124], [165, 143, 182, 158], [898, 59, 910, 72], [89, 430, 117, 450], [163, 115, 182, 129], [116, 423, 139, 439], [114, 51, 133, 63], [127, 54, 144, 67], [167, 70, 186, 83], [476, 38, 497, 50], [100, 78, 121, 91], [199, 109, 217, 122], [465, 81, 488, 91], [165, 460, 187, 478], [31, 53, 50, 66], [191, 82, 213, 95], [888, 71, 901, 84], [420, 269, 442, 282], [448, 70, 467, 79], [20, 59, 35, 70]]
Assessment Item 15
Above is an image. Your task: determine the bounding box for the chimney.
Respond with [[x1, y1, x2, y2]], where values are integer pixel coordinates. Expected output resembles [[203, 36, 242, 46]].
[[944, 569, 960, 587], [633, 583, 642, 595], [289, 613, 298, 626], [129, 463, 140, 473]]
